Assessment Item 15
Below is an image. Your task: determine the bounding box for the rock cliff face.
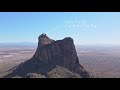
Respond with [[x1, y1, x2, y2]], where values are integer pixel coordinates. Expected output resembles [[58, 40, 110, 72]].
[[6, 34, 93, 78]]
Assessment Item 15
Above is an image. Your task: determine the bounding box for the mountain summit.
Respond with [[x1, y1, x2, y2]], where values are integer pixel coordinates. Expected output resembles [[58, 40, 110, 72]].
[[6, 34, 93, 78]]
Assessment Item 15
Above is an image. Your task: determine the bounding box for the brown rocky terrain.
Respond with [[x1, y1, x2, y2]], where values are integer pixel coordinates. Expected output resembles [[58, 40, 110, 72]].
[[26, 73, 46, 78], [47, 66, 81, 78], [12, 66, 81, 78]]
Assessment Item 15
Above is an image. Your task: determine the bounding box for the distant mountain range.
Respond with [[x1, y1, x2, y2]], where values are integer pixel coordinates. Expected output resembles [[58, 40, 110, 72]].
[[1, 42, 120, 48], [0, 42, 37, 47]]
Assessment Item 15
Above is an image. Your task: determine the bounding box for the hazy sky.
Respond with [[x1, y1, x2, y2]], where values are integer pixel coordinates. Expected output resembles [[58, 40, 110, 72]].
[[0, 12, 120, 45]]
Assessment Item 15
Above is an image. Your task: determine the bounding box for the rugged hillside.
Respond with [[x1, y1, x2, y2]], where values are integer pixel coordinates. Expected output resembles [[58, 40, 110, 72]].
[[47, 66, 81, 78], [11, 66, 81, 78], [6, 34, 93, 78]]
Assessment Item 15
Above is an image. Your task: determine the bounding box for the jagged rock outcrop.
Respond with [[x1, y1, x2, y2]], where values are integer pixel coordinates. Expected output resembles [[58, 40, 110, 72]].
[[10, 66, 81, 78], [47, 66, 81, 78], [6, 33, 93, 78], [26, 73, 46, 78], [38, 33, 54, 46], [11, 76, 22, 78]]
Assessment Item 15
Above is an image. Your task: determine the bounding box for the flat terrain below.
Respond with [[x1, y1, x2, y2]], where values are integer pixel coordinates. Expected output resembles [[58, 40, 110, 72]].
[[76, 45, 120, 78], [0, 46, 36, 77], [1, 45, 120, 78]]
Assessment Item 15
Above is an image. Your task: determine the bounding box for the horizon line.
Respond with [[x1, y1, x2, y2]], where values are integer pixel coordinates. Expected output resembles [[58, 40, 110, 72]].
[[0, 42, 120, 46]]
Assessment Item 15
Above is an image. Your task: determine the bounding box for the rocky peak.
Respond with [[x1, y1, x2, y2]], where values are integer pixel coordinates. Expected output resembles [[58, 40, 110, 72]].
[[6, 34, 93, 78], [38, 33, 54, 46]]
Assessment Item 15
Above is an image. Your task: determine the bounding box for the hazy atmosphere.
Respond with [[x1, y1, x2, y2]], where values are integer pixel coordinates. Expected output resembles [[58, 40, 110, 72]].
[[0, 12, 120, 78]]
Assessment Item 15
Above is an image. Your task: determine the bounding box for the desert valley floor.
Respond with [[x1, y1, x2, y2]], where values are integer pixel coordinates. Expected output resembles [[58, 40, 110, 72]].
[[1, 45, 120, 78], [0, 46, 36, 77]]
